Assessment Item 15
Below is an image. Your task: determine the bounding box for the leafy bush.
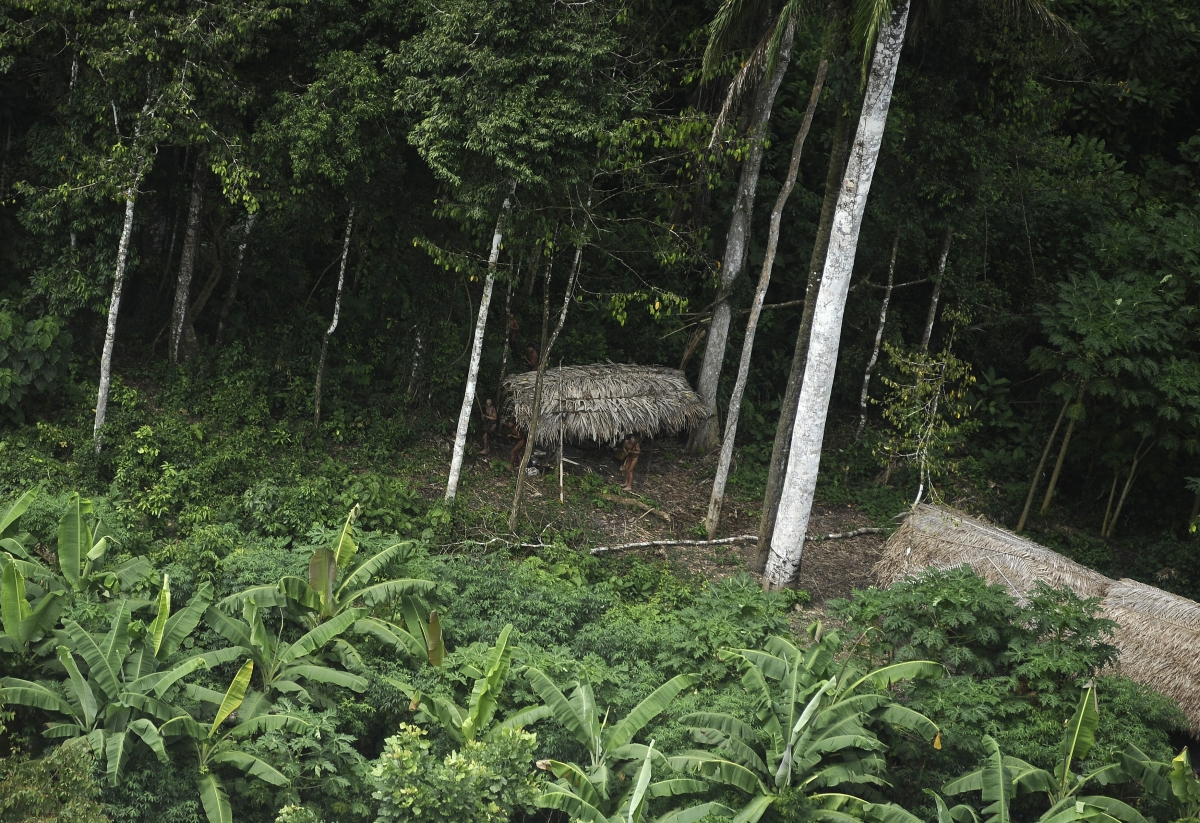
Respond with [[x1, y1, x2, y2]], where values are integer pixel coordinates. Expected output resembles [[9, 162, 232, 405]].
[[371, 724, 540, 823], [0, 309, 72, 424], [0, 742, 109, 823]]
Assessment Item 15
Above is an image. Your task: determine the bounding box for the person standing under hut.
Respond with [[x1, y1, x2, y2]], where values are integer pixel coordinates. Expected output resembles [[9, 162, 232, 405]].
[[616, 435, 642, 491]]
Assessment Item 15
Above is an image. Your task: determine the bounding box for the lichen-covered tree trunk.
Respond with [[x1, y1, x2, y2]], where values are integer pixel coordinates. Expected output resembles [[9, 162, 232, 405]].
[[1039, 387, 1084, 514], [313, 206, 355, 429], [169, 154, 208, 364], [1017, 393, 1070, 532], [445, 187, 514, 502], [755, 110, 852, 571], [93, 187, 139, 453], [705, 54, 827, 540], [764, 1, 910, 588], [856, 232, 900, 440], [688, 19, 795, 453], [216, 211, 258, 346], [920, 227, 953, 351]]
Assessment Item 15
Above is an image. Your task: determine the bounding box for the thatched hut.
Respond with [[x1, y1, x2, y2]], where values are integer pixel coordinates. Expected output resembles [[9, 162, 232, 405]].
[[874, 504, 1200, 735], [502, 364, 707, 447]]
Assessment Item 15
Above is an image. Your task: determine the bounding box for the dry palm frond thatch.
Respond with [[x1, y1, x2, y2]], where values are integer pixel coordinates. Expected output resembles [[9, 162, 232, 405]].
[[874, 504, 1200, 735], [875, 505, 1110, 599], [502, 364, 707, 447]]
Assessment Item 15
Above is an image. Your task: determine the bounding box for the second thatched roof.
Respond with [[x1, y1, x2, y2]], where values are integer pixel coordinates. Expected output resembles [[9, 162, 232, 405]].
[[875, 504, 1200, 735], [502, 364, 707, 447]]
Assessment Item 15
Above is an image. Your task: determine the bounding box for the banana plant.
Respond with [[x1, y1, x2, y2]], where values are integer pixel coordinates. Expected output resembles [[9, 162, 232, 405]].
[[670, 628, 943, 823], [0, 577, 237, 784], [160, 660, 309, 823], [222, 507, 439, 665], [525, 666, 704, 816], [203, 599, 367, 710], [393, 623, 531, 742], [942, 687, 1146, 823], [1, 560, 64, 654], [1120, 745, 1200, 820]]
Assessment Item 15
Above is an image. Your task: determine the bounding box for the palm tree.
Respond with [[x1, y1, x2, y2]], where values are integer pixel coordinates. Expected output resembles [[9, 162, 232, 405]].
[[762, 0, 1069, 588]]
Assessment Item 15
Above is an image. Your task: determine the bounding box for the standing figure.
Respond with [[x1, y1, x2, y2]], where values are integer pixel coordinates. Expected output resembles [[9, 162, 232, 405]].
[[616, 435, 643, 491], [508, 421, 528, 469], [523, 346, 539, 370], [480, 398, 499, 455], [506, 314, 520, 346]]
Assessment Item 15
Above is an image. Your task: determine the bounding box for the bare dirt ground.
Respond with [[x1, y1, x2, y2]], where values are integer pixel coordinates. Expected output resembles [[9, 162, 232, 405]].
[[417, 430, 888, 604]]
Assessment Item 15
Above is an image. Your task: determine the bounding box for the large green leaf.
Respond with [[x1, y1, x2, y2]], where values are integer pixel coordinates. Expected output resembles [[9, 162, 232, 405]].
[[647, 778, 711, 798], [1, 561, 31, 638], [160, 714, 204, 740], [526, 666, 592, 749], [0, 489, 37, 539], [814, 794, 924, 823], [843, 661, 945, 696], [875, 704, 939, 741], [682, 712, 760, 743], [540, 759, 602, 808], [1057, 686, 1100, 792], [669, 753, 764, 795], [210, 660, 254, 739], [537, 789, 608, 823], [0, 678, 77, 716], [627, 740, 655, 823], [309, 548, 338, 615], [486, 704, 553, 739], [211, 750, 290, 786], [128, 718, 169, 763], [928, 790, 981, 823], [204, 606, 252, 647], [606, 673, 700, 751], [126, 655, 210, 698], [229, 713, 310, 737], [338, 540, 418, 595], [62, 610, 126, 699], [462, 623, 513, 742], [1070, 796, 1149, 823], [19, 589, 63, 645], [276, 577, 321, 610], [159, 583, 214, 659], [737, 649, 790, 681], [658, 802, 736, 823], [331, 505, 360, 569], [343, 579, 435, 610], [148, 575, 171, 657], [1169, 747, 1200, 811], [354, 617, 426, 662], [426, 610, 444, 666], [279, 663, 367, 692], [730, 794, 775, 823], [279, 608, 364, 664], [58, 493, 90, 588], [57, 646, 97, 729], [197, 773, 232, 823]]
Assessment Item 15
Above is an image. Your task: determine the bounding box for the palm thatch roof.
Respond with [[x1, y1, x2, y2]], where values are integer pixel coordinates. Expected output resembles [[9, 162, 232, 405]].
[[875, 504, 1200, 734], [502, 364, 707, 447]]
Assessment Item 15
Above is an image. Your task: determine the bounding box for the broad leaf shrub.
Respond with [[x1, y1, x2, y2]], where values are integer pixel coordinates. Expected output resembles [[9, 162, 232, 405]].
[[0, 740, 109, 823], [371, 724, 540, 823], [0, 309, 72, 425], [831, 565, 1184, 814]]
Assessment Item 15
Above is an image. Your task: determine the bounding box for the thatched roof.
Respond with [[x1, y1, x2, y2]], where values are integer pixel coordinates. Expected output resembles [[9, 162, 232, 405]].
[[875, 504, 1200, 734], [502, 364, 707, 447]]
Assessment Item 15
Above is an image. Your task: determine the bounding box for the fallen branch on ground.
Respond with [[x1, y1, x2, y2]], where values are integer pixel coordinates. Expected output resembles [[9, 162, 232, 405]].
[[599, 493, 672, 522], [589, 527, 885, 555]]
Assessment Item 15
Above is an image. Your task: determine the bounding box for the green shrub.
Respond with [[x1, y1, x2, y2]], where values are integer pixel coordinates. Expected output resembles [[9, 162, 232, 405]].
[[0, 309, 72, 424], [371, 724, 540, 823], [0, 742, 108, 823]]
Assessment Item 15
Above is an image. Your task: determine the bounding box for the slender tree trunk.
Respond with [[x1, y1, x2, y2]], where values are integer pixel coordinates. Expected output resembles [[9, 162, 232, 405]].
[[510, 215, 587, 531], [920, 226, 952, 351], [1106, 437, 1150, 538], [1189, 488, 1200, 529], [1039, 388, 1084, 514], [94, 186, 139, 453], [169, 154, 207, 364], [187, 221, 225, 334], [1017, 394, 1070, 532], [1101, 470, 1118, 536], [689, 18, 796, 454], [216, 211, 257, 346], [0, 120, 11, 196], [705, 56, 828, 541], [763, 1, 910, 589], [496, 275, 514, 404], [755, 109, 853, 571], [855, 232, 899, 440], [314, 206, 355, 429], [445, 186, 515, 502]]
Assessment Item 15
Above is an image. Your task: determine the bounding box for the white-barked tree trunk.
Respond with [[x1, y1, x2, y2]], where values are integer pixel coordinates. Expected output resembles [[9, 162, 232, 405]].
[[445, 187, 514, 502], [93, 186, 140, 453], [856, 233, 899, 440], [764, 0, 911, 588], [313, 206, 355, 429], [169, 155, 208, 363]]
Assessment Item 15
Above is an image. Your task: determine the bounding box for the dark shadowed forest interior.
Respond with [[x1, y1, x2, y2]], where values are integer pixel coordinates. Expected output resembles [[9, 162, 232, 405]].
[[2, 0, 1200, 822]]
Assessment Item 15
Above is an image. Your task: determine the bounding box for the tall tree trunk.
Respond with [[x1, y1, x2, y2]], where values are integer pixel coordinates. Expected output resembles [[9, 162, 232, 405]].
[[93, 186, 139, 453], [510, 212, 587, 531], [1105, 437, 1150, 538], [0, 120, 11, 196], [1017, 393, 1070, 532], [313, 206, 355, 429], [704, 55, 828, 540], [1100, 470, 1119, 536], [688, 18, 796, 454], [496, 275, 514, 404], [445, 186, 515, 502], [755, 109, 853, 571], [1039, 388, 1084, 514], [169, 154, 207, 364], [856, 232, 900, 441], [763, 1, 910, 589], [920, 226, 952, 351], [1189, 488, 1200, 530], [216, 211, 257, 346]]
